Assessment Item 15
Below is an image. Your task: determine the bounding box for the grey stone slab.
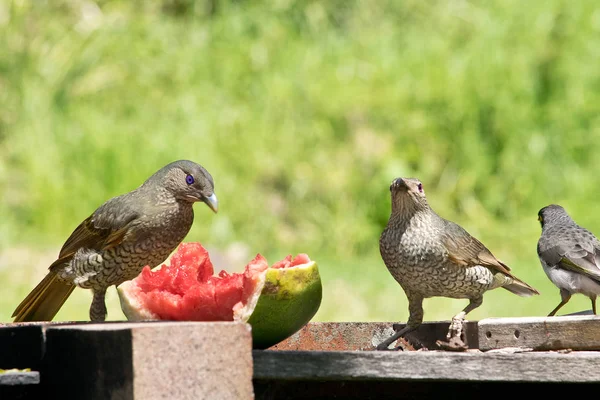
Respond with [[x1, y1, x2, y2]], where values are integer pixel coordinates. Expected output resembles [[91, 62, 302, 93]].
[[0, 371, 40, 386]]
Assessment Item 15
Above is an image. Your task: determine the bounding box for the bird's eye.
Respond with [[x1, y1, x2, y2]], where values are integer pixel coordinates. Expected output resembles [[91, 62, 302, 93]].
[[417, 183, 423, 192], [185, 174, 195, 185]]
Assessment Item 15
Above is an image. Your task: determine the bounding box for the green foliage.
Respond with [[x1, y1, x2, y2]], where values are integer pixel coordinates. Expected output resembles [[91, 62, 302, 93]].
[[1, 0, 600, 322]]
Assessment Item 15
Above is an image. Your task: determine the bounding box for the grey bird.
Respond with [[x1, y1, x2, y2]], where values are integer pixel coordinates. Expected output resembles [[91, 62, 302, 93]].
[[12, 160, 218, 322], [377, 177, 539, 350], [537, 204, 600, 316]]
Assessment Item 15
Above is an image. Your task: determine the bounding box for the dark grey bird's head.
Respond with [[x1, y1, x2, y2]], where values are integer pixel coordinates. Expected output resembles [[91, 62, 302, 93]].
[[538, 204, 573, 230], [389, 177, 429, 216], [146, 160, 218, 213]]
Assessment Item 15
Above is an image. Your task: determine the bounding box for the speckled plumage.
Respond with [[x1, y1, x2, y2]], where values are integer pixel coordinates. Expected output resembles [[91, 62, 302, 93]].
[[13, 160, 218, 322], [377, 178, 538, 350], [537, 204, 600, 316]]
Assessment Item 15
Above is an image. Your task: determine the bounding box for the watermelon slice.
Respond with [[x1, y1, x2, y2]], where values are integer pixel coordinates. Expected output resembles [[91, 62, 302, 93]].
[[117, 242, 322, 349]]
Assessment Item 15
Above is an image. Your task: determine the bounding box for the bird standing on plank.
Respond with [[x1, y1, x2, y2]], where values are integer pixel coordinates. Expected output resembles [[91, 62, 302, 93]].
[[377, 177, 538, 350], [537, 204, 600, 316], [13, 160, 218, 322]]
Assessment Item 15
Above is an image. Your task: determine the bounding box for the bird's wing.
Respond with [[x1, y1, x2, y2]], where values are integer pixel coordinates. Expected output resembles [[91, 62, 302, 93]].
[[539, 242, 600, 282], [49, 196, 140, 271], [441, 220, 513, 275]]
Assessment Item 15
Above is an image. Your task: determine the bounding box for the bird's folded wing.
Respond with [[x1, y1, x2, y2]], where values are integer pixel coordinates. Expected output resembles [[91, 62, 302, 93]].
[[441, 222, 513, 275], [49, 208, 139, 271], [542, 244, 600, 282]]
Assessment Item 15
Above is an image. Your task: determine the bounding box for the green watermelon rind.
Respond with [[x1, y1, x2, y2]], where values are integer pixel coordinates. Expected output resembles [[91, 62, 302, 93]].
[[117, 259, 323, 349], [242, 261, 322, 349]]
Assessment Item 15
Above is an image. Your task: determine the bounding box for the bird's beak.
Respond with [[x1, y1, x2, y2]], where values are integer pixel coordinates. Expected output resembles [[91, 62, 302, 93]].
[[391, 178, 407, 189], [202, 193, 218, 213]]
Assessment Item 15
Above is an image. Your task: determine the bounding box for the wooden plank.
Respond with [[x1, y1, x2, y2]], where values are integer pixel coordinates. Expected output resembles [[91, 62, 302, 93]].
[[253, 349, 600, 382], [478, 315, 600, 351], [271, 321, 478, 351]]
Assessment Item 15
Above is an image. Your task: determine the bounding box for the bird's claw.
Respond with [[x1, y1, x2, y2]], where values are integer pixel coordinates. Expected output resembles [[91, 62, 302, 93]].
[[437, 316, 468, 351], [376, 338, 417, 351], [436, 337, 468, 351], [446, 316, 465, 341], [376, 333, 423, 351], [376, 343, 403, 351], [376, 336, 407, 351]]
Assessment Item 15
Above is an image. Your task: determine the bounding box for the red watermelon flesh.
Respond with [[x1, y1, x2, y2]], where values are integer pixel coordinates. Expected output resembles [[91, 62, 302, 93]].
[[271, 253, 311, 269], [132, 242, 269, 321]]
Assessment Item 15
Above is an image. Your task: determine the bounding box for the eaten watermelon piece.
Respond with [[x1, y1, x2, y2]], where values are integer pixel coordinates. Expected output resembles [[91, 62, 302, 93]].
[[127, 243, 268, 321], [118, 242, 323, 348]]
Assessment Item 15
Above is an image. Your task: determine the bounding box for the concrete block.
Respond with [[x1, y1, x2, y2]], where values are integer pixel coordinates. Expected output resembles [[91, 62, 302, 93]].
[[44, 321, 254, 400]]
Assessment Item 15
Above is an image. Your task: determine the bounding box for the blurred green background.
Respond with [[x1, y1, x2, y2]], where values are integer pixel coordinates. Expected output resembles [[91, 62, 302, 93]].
[[2, 0, 600, 324]]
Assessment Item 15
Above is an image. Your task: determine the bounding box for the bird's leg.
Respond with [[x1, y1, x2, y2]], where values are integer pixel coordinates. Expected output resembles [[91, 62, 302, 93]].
[[447, 296, 483, 340], [376, 295, 423, 350], [376, 325, 417, 351], [548, 289, 571, 317], [591, 295, 597, 315], [437, 296, 483, 351], [90, 288, 107, 322]]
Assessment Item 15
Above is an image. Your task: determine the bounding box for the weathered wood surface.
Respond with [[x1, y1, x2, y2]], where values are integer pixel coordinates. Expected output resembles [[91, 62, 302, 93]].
[[253, 349, 600, 382], [271, 321, 479, 351], [272, 316, 600, 352], [479, 315, 600, 351]]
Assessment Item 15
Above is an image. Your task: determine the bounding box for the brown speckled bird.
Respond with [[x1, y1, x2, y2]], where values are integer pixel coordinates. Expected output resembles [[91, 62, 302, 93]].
[[13, 160, 218, 322], [377, 177, 538, 350]]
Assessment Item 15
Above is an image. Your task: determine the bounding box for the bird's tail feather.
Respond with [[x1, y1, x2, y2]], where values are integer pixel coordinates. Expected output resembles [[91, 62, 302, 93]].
[[502, 277, 540, 297], [12, 271, 76, 322]]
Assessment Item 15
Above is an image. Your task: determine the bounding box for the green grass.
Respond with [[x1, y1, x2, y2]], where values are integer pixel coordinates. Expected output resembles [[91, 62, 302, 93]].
[[2, 0, 600, 323]]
